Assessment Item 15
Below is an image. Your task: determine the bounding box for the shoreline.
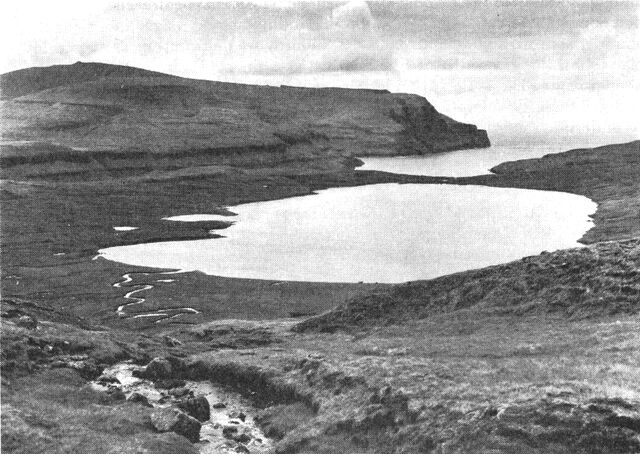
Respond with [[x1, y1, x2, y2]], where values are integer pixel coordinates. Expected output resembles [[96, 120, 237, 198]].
[[3, 142, 637, 330]]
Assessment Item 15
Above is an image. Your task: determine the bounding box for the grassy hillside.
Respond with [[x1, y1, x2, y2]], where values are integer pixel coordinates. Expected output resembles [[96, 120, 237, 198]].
[[0, 62, 489, 180]]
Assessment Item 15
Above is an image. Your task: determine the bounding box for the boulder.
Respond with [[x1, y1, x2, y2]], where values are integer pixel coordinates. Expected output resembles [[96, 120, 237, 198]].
[[233, 432, 252, 444], [143, 357, 173, 379], [106, 388, 126, 401], [168, 387, 191, 398], [151, 407, 201, 443], [69, 360, 103, 380], [127, 392, 152, 407], [177, 396, 210, 422], [222, 425, 238, 438], [155, 379, 186, 389], [212, 402, 227, 409], [96, 374, 121, 385], [228, 411, 246, 422]]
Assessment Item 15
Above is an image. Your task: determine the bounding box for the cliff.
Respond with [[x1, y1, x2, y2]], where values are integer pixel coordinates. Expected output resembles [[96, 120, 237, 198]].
[[0, 62, 489, 179]]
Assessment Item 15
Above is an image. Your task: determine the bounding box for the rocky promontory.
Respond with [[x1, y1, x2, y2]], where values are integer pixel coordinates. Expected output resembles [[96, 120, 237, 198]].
[[0, 62, 489, 180]]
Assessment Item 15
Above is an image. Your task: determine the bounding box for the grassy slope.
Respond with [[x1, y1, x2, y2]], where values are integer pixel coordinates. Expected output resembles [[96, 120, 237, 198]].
[[1, 62, 489, 180]]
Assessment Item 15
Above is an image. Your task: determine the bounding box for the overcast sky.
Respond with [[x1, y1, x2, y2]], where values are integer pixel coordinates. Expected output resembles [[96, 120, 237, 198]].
[[2, 1, 638, 144]]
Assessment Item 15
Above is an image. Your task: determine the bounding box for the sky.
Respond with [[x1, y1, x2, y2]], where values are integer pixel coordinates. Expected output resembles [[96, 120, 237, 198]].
[[2, 1, 638, 145]]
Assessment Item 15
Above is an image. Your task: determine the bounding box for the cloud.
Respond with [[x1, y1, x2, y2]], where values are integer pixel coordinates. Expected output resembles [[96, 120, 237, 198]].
[[330, 0, 375, 29], [222, 44, 394, 76], [220, 1, 394, 76]]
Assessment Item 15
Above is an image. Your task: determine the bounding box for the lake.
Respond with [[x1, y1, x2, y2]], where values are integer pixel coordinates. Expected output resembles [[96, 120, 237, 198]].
[[357, 144, 575, 177], [99, 183, 596, 283]]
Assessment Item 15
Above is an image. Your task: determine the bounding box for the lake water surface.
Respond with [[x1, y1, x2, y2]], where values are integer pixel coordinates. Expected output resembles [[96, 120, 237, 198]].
[[100, 183, 596, 283], [357, 144, 572, 177]]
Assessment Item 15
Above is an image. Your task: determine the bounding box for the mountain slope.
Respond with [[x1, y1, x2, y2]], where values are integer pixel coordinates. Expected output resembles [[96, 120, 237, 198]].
[[0, 62, 489, 179]]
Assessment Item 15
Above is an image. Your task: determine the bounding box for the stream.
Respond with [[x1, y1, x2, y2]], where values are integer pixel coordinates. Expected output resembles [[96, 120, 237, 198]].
[[91, 362, 274, 453], [113, 272, 200, 323]]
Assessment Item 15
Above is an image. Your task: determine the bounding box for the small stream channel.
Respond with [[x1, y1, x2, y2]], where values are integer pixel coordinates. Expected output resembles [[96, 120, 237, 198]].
[[113, 272, 201, 323], [91, 362, 274, 453]]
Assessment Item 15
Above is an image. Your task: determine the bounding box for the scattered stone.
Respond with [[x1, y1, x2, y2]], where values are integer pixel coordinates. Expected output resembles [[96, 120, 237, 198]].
[[127, 392, 152, 407], [151, 407, 201, 443], [222, 425, 238, 438], [233, 433, 252, 444], [163, 336, 183, 347], [228, 411, 247, 422], [177, 396, 210, 422], [131, 368, 146, 379], [106, 388, 126, 400], [155, 379, 186, 389], [15, 315, 37, 329], [168, 387, 190, 398], [69, 360, 103, 380], [212, 402, 227, 409], [96, 374, 121, 385]]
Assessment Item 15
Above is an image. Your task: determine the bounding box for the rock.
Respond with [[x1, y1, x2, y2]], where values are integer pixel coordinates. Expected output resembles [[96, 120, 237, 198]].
[[143, 357, 173, 380], [127, 392, 152, 407], [155, 379, 186, 389], [234, 446, 250, 454], [151, 407, 201, 443], [96, 374, 121, 385], [106, 388, 126, 400], [168, 387, 191, 398], [15, 315, 37, 329], [212, 402, 227, 409], [177, 396, 210, 422], [233, 433, 252, 444], [164, 335, 183, 347], [228, 411, 246, 422], [69, 360, 103, 380], [166, 356, 188, 376], [131, 368, 146, 379], [222, 425, 238, 438]]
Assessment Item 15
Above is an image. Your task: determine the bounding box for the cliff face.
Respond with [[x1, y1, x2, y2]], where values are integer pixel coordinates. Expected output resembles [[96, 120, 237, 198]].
[[0, 62, 489, 179]]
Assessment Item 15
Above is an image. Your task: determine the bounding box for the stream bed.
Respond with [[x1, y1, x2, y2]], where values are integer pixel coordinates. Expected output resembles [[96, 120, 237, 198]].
[[91, 362, 273, 453]]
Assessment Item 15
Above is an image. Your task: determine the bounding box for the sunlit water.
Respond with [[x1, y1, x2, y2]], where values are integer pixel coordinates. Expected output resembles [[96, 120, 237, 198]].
[[100, 183, 596, 283], [357, 144, 569, 177], [357, 140, 628, 177]]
